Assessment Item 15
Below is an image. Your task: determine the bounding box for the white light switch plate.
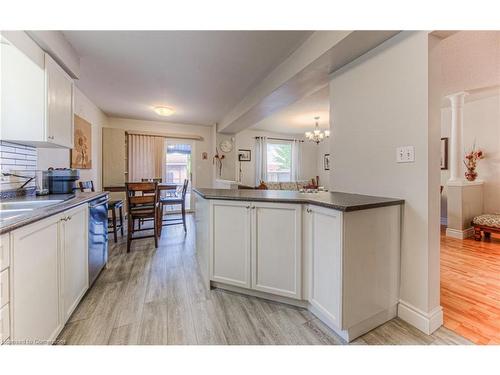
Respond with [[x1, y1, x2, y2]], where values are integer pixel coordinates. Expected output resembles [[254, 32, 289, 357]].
[[397, 146, 415, 163]]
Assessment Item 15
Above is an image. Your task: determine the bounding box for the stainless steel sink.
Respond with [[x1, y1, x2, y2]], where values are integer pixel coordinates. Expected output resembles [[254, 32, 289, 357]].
[[0, 200, 63, 211]]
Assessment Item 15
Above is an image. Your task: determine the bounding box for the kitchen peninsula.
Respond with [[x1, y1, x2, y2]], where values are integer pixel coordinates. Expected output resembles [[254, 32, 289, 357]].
[[194, 188, 404, 342]]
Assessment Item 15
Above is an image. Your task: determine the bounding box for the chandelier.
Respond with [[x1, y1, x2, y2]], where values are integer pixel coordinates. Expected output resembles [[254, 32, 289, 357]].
[[305, 116, 330, 144]]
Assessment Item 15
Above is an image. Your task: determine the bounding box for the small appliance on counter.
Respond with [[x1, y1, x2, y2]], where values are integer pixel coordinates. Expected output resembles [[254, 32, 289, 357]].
[[44, 168, 80, 194]]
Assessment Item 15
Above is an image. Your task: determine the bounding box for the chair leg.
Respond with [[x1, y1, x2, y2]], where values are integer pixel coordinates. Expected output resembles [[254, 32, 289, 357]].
[[157, 202, 163, 237], [127, 214, 132, 253], [119, 206, 124, 236], [153, 211, 159, 249], [111, 207, 118, 243], [181, 202, 186, 232], [474, 227, 482, 241]]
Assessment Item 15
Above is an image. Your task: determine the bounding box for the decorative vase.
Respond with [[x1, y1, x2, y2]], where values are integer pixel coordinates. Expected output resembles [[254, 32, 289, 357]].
[[465, 168, 478, 182]]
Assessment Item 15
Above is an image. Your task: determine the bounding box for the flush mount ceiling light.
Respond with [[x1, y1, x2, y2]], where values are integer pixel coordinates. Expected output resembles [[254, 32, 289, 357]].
[[305, 116, 330, 144], [153, 106, 175, 116]]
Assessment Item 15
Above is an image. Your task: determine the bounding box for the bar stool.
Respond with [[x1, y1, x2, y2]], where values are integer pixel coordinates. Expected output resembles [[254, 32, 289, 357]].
[[78, 180, 124, 243]]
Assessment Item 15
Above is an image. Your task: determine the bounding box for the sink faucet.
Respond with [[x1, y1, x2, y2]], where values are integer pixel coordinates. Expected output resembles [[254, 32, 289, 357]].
[[1, 172, 35, 189]]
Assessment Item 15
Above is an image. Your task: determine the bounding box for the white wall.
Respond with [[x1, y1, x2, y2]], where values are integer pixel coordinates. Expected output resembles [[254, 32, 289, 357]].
[[37, 87, 108, 190], [441, 89, 500, 218], [234, 129, 319, 186], [329, 32, 442, 332], [316, 139, 331, 189], [106, 117, 214, 189]]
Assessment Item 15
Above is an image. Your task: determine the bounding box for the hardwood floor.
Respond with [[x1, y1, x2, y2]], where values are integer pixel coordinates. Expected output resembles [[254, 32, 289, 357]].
[[58, 215, 470, 345], [441, 227, 500, 344]]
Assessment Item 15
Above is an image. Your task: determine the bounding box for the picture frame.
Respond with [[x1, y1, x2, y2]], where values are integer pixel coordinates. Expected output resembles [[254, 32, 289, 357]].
[[324, 153, 330, 171], [440, 138, 449, 170], [71, 115, 92, 169], [238, 149, 251, 162]]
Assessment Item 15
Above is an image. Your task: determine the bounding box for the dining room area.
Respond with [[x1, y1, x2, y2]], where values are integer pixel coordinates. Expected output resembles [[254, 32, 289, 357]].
[[100, 121, 209, 251]]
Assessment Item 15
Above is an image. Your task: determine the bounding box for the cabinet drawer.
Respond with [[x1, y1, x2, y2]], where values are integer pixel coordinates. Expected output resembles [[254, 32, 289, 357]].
[[0, 234, 10, 271], [0, 269, 9, 307], [0, 304, 10, 344]]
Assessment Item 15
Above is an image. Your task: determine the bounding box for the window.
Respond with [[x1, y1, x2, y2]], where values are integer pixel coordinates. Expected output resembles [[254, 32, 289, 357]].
[[266, 141, 292, 182]]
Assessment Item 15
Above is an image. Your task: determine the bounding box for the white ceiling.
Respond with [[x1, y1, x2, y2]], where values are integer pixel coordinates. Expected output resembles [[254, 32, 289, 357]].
[[63, 31, 312, 126], [251, 86, 329, 134]]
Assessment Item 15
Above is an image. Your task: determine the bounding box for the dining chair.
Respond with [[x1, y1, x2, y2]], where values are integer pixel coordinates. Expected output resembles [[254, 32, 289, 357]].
[[125, 182, 160, 252], [79, 180, 124, 243], [158, 179, 189, 233]]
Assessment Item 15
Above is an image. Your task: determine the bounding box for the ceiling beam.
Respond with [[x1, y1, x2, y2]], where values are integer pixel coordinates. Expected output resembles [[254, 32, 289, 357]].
[[218, 31, 400, 134]]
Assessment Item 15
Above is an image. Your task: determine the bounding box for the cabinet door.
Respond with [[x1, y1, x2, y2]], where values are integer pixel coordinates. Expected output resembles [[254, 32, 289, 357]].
[[211, 201, 251, 288], [45, 53, 74, 148], [0, 36, 45, 143], [11, 216, 62, 342], [252, 202, 302, 299], [308, 206, 343, 328], [60, 205, 88, 321]]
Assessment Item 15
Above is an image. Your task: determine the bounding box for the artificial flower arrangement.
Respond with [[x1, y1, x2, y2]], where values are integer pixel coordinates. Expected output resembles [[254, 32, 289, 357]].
[[213, 147, 225, 176], [463, 143, 484, 181]]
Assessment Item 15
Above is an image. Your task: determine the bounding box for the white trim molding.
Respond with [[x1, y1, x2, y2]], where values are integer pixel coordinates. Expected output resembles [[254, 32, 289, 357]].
[[446, 227, 474, 239], [398, 300, 443, 335]]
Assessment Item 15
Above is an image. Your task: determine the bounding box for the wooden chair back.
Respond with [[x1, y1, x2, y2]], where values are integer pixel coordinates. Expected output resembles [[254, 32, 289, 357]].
[[79, 180, 95, 192], [125, 182, 159, 212], [180, 179, 189, 199]]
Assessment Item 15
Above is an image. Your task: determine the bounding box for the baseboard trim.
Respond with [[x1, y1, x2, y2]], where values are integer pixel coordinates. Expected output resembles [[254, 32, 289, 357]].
[[309, 303, 397, 342], [446, 227, 474, 239], [398, 300, 443, 335], [210, 281, 307, 309]]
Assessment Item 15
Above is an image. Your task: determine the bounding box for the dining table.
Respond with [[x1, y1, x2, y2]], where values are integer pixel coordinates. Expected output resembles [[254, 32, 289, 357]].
[[103, 183, 179, 193]]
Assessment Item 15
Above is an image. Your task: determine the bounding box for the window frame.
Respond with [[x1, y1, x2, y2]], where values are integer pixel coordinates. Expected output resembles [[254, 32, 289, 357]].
[[266, 139, 293, 182]]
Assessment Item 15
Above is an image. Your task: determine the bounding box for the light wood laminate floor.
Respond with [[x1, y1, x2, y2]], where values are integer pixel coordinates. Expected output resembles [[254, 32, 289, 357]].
[[441, 227, 500, 344], [58, 215, 470, 345]]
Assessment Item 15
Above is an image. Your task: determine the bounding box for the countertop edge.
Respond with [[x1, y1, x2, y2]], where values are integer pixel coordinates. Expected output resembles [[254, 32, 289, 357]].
[[193, 188, 404, 212], [0, 192, 109, 235]]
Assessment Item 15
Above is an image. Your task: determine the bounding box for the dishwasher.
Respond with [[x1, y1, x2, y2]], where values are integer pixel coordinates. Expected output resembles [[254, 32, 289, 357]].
[[88, 195, 109, 286]]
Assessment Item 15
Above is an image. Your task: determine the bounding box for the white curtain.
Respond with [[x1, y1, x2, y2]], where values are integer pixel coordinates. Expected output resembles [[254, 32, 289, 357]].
[[291, 139, 301, 181], [255, 136, 268, 185], [128, 134, 166, 182]]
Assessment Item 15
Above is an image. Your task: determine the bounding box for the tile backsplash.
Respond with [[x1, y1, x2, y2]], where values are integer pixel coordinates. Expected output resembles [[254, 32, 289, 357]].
[[0, 140, 38, 191]]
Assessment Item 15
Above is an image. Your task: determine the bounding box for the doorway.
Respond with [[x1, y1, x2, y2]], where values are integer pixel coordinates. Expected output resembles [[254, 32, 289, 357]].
[[164, 140, 194, 212]]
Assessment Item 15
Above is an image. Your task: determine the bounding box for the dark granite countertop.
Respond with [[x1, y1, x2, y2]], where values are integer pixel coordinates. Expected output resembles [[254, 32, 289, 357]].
[[0, 191, 108, 235], [193, 188, 404, 212]]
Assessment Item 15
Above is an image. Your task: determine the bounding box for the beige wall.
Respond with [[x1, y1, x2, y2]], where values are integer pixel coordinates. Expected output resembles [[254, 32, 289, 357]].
[[106, 117, 214, 189], [329, 32, 441, 328], [37, 87, 108, 190]]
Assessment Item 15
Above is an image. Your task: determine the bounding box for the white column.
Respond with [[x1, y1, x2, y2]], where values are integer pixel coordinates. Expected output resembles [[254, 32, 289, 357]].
[[446, 91, 468, 182]]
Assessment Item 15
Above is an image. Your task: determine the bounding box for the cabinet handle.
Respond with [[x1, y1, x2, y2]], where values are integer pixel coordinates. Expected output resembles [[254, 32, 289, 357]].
[[251, 206, 256, 209], [306, 208, 312, 213], [245, 206, 250, 209], [48, 135, 54, 140]]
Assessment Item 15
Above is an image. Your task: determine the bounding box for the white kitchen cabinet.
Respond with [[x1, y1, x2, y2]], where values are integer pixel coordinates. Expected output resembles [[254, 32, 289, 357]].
[[211, 201, 251, 288], [306, 205, 343, 328], [45, 53, 74, 148], [0, 35, 45, 143], [60, 205, 88, 321], [210, 200, 302, 299], [252, 202, 302, 299], [10, 215, 62, 343], [0, 304, 10, 344], [0, 33, 74, 148]]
